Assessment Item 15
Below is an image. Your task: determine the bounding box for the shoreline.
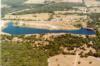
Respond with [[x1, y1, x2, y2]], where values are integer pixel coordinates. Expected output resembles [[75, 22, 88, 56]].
[[13, 21, 80, 30], [1, 20, 95, 36]]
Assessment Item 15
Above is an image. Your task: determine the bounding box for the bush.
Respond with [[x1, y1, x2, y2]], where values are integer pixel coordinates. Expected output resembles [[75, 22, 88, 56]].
[[89, 61, 92, 64], [78, 61, 81, 64]]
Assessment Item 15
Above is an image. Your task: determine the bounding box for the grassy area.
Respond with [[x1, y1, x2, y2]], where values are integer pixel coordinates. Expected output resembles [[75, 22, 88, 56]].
[[1, 28, 100, 66], [1, 42, 48, 66], [2, 0, 27, 6], [11, 2, 84, 15]]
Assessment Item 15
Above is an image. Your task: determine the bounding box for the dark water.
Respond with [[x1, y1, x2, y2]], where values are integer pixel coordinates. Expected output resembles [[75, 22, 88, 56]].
[[2, 22, 96, 35]]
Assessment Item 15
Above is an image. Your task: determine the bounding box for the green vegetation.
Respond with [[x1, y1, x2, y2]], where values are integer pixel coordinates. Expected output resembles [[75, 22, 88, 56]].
[[42, 34, 91, 56], [1, 0, 44, 16], [89, 13, 100, 23], [1, 1, 84, 16], [74, 24, 82, 28], [89, 13, 100, 57], [2, 0, 27, 6], [93, 30, 100, 57], [1, 12, 100, 65], [1, 42, 48, 66], [1, 30, 100, 66], [12, 3, 84, 15]]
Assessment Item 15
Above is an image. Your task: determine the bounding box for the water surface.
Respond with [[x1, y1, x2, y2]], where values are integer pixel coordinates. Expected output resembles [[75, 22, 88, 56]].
[[3, 22, 96, 35]]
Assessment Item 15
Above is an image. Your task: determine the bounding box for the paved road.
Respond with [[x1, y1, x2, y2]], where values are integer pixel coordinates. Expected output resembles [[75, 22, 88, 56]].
[[8, 9, 31, 15]]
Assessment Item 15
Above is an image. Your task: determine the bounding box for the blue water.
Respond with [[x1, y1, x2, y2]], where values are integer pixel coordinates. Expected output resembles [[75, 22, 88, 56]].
[[2, 22, 96, 35]]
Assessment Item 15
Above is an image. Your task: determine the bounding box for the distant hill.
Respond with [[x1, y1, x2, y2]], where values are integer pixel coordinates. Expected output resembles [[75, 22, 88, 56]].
[[12, 2, 85, 15], [2, 0, 27, 6], [1, 0, 100, 16]]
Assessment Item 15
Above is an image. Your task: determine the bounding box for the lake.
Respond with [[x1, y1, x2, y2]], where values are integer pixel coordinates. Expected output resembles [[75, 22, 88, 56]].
[[2, 22, 96, 35]]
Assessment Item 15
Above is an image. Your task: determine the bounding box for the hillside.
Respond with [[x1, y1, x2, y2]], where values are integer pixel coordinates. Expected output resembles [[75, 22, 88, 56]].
[[10, 2, 85, 15]]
